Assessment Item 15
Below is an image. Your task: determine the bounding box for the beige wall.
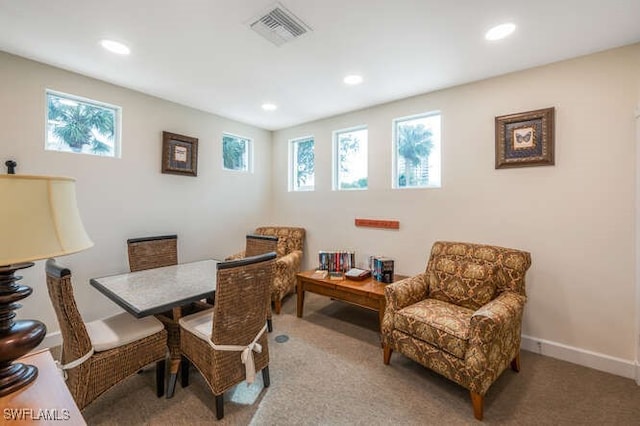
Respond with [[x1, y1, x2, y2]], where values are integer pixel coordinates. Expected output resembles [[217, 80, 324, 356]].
[[272, 44, 640, 362], [0, 52, 272, 334], [2, 43, 640, 372]]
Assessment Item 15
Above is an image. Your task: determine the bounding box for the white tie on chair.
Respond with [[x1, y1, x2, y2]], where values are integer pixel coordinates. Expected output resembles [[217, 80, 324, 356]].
[[179, 309, 267, 384]]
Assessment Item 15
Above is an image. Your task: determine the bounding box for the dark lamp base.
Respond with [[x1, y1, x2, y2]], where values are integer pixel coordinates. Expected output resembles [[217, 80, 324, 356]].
[[0, 262, 47, 396], [0, 362, 38, 397]]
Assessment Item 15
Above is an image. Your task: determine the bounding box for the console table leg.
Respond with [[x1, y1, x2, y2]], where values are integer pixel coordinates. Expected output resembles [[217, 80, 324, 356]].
[[296, 279, 305, 318]]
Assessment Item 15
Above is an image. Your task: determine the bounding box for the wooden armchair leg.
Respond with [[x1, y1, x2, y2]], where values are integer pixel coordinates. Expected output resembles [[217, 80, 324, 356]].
[[511, 352, 521, 372], [383, 344, 393, 365], [470, 391, 483, 421], [274, 299, 282, 315]]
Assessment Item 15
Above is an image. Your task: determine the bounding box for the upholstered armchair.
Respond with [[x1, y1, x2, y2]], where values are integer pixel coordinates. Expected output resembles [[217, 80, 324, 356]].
[[382, 241, 531, 420], [227, 226, 305, 314]]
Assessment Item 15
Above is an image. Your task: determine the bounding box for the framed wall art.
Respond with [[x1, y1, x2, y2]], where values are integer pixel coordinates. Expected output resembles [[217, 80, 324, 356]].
[[495, 107, 555, 169], [162, 131, 198, 176]]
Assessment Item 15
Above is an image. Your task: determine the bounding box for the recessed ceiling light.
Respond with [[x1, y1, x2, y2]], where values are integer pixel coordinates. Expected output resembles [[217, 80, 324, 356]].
[[485, 23, 516, 41], [262, 103, 277, 111], [100, 39, 130, 55], [343, 74, 363, 85]]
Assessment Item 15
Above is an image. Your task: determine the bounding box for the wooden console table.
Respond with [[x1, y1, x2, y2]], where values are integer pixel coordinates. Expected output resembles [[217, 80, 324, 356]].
[[296, 270, 408, 334], [0, 349, 85, 425]]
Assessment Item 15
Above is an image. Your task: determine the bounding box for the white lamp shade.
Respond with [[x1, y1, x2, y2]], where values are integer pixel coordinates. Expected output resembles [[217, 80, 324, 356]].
[[0, 175, 93, 265]]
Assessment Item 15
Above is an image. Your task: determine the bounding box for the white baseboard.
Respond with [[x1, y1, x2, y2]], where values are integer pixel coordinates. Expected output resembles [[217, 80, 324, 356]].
[[521, 335, 637, 380]]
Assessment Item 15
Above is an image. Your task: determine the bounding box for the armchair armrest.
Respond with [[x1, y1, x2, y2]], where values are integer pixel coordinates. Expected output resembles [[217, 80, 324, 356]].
[[384, 273, 429, 312], [470, 292, 526, 344], [225, 250, 245, 261], [382, 273, 428, 340], [274, 250, 303, 278], [271, 250, 303, 306]]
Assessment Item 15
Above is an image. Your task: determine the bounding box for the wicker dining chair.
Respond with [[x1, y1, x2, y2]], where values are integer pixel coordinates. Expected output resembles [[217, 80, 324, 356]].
[[179, 252, 276, 420], [245, 234, 278, 332], [45, 259, 167, 410], [126, 234, 212, 389], [127, 234, 178, 272]]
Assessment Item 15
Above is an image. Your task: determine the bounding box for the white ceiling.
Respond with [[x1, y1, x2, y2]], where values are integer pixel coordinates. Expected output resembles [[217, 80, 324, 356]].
[[1, 0, 639, 131]]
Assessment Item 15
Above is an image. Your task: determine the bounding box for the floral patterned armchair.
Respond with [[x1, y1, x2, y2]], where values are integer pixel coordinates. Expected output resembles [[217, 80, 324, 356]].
[[227, 226, 305, 314], [382, 241, 531, 420]]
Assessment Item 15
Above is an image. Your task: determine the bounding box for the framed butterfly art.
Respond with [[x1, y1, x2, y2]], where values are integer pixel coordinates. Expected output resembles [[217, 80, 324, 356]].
[[495, 107, 554, 169]]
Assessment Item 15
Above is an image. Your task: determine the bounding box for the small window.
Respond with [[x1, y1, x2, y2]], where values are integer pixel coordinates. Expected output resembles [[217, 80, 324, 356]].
[[333, 126, 368, 190], [46, 90, 121, 157], [222, 133, 252, 172], [289, 136, 315, 191], [393, 112, 441, 188]]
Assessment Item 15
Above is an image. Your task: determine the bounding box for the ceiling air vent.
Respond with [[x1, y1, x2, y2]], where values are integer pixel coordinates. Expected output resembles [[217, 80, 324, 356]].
[[250, 3, 311, 46]]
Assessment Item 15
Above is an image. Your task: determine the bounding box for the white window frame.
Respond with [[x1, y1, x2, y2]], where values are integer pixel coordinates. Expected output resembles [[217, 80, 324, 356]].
[[222, 132, 253, 173], [288, 135, 315, 192], [332, 125, 368, 191], [45, 89, 122, 158], [392, 111, 442, 189]]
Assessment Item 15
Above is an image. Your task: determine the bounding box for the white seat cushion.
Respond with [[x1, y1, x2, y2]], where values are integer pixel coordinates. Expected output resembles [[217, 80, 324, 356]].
[[86, 312, 165, 352], [178, 308, 214, 342]]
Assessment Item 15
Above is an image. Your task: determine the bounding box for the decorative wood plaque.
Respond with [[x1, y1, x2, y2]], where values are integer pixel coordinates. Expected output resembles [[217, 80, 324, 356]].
[[355, 218, 400, 230]]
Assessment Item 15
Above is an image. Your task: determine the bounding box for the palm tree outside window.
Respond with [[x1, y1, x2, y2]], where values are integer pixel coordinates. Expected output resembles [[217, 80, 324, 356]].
[[394, 112, 441, 188], [222, 133, 252, 172], [46, 90, 120, 157]]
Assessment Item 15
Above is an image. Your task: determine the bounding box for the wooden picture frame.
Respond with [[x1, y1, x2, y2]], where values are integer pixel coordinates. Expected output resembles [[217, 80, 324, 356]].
[[495, 107, 554, 169], [162, 131, 198, 176]]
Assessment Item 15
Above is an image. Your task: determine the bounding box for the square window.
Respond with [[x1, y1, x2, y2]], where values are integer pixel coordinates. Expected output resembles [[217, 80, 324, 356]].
[[289, 136, 315, 191], [222, 133, 252, 172], [334, 126, 368, 190], [393, 112, 441, 188], [46, 90, 121, 157]]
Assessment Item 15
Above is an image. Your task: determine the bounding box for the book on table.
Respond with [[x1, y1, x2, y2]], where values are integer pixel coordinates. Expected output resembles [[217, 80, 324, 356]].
[[328, 272, 344, 280], [345, 268, 371, 280]]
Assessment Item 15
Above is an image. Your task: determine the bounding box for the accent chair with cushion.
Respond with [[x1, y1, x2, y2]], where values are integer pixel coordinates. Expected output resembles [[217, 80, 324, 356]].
[[45, 259, 167, 409], [179, 252, 276, 420], [226, 226, 305, 314], [382, 241, 532, 420]]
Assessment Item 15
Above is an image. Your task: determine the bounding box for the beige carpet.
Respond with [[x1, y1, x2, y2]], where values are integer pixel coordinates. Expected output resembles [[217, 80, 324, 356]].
[[81, 293, 640, 425]]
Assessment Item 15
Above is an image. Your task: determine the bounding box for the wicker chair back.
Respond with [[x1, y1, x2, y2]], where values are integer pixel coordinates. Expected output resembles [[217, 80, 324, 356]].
[[127, 234, 178, 272]]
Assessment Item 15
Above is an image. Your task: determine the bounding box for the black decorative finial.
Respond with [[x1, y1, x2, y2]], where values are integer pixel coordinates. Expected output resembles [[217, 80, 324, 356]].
[[5, 160, 17, 174]]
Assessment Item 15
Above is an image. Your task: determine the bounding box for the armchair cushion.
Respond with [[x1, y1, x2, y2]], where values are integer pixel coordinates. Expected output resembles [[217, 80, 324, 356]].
[[428, 259, 499, 311], [395, 299, 473, 359]]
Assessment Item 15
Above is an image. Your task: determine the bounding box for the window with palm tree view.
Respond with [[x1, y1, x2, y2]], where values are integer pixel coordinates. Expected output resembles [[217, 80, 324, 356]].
[[393, 112, 441, 188], [334, 126, 368, 190], [222, 133, 252, 172], [46, 90, 121, 157], [290, 136, 315, 191]]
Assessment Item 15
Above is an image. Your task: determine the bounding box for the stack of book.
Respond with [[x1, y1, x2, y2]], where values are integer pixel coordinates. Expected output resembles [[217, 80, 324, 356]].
[[372, 256, 394, 283], [318, 251, 356, 272]]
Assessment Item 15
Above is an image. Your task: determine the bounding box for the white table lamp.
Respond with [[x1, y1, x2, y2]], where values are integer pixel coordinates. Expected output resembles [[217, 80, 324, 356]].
[[0, 172, 93, 396]]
